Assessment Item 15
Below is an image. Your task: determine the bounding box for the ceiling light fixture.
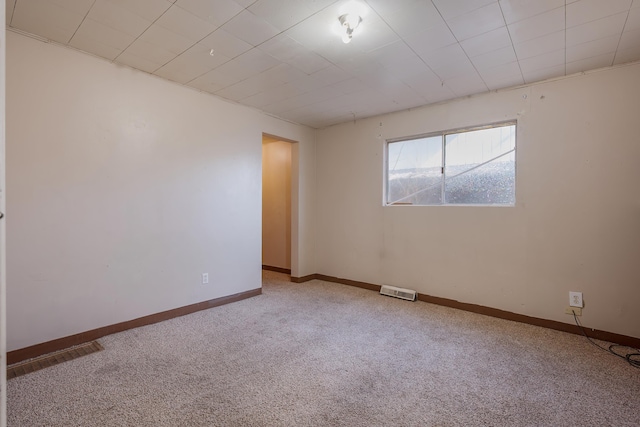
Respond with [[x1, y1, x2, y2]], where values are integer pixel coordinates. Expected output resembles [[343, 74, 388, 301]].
[[339, 13, 362, 44]]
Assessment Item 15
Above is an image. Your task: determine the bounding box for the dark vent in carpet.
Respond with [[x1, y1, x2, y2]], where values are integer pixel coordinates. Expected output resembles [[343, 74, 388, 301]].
[[7, 341, 104, 380]]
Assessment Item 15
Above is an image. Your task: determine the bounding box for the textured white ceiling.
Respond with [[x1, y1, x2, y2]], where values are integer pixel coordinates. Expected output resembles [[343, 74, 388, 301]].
[[7, 0, 640, 128]]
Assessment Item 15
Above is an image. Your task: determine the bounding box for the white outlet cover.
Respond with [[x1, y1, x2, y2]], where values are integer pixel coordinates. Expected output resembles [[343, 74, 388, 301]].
[[569, 291, 583, 308]]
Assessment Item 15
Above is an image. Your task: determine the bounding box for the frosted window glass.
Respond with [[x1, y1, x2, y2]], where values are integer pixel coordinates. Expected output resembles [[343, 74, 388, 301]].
[[445, 151, 515, 204], [387, 136, 442, 205], [385, 122, 516, 206], [444, 125, 516, 205]]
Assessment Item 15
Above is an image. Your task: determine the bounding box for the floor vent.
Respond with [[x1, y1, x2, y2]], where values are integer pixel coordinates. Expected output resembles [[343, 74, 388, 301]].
[[380, 285, 417, 301], [7, 341, 104, 380]]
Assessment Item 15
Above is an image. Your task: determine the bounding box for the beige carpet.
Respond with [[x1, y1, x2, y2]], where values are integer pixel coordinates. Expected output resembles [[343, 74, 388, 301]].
[[8, 271, 640, 426]]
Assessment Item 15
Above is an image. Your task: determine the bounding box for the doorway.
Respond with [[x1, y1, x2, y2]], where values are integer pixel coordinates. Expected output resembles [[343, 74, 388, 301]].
[[262, 135, 292, 274]]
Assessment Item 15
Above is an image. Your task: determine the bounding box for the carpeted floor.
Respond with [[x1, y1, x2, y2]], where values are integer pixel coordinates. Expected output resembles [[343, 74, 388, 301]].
[[8, 271, 640, 426]]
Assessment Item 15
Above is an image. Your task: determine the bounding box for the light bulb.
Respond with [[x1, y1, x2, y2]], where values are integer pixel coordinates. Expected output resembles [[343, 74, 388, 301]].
[[338, 13, 362, 44], [345, 13, 361, 30]]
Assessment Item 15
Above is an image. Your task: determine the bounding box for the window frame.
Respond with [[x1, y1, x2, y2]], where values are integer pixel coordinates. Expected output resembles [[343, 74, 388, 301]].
[[384, 120, 517, 207]]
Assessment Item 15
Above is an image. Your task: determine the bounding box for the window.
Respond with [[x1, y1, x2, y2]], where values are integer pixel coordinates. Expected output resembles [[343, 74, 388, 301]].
[[386, 122, 516, 206]]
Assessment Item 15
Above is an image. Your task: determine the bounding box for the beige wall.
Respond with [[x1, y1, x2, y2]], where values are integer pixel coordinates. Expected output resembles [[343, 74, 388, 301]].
[[1, 5, 7, 425], [262, 139, 291, 270], [6, 31, 315, 351], [316, 63, 640, 339]]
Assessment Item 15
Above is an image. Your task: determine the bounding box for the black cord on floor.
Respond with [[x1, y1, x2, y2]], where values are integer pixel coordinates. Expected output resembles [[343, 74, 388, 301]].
[[571, 310, 640, 369]]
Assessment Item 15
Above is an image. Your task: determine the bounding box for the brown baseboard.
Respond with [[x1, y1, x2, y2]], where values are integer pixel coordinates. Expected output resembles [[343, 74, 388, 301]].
[[314, 274, 381, 292], [7, 288, 262, 365], [294, 273, 640, 349], [415, 293, 640, 349], [291, 274, 320, 283], [262, 265, 292, 275]]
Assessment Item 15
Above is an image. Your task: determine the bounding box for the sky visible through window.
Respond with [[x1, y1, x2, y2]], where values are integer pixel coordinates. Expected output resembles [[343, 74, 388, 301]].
[[389, 126, 515, 171]]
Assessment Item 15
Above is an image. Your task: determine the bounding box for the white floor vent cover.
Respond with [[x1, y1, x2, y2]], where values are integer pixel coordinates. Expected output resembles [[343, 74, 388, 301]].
[[380, 285, 417, 301]]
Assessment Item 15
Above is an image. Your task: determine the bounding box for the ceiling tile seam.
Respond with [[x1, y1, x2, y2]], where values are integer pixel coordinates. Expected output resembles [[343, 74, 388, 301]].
[[172, 0, 246, 33], [8, 0, 17, 26], [150, 38, 217, 75], [278, 82, 382, 117], [162, 0, 325, 79], [567, 34, 622, 56], [242, 0, 414, 91], [397, 0, 450, 86], [112, 3, 178, 65], [180, 45, 297, 92], [205, 56, 640, 128], [499, 2, 565, 27], [112, 1, 233, 70], [362, 0, 444, 86], [612, 8, 633, 65], [339, 58, 640, 129], [5, 26, 162, 79], [247, 55, 640, 128], [566, 52, 616, 69], [230, 78, 309, 104], [182, 1, 345, 88], [246, 0, 344, 73], [449, 12, 508, 44], [271, 93, 336, 117], [431, 1, 492, 92], [566, 2, 634, 29], [245, 0, 381, 79], [213, 62, 287, 97], [435, 0, 498, 21], [456, 40, 522, 92], [277, 53, 346, 88], [495, 1, 525, 89], [67, 0, 98, 45], [150, 3, 255, 78], [166, 0, 258, 63], [180, 49, 244, 87]]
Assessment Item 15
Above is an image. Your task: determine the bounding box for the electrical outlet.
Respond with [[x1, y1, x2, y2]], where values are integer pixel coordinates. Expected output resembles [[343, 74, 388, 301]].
[[565, 307, 582, 316], [569, 291, 583, 307], [202, 273, 209, 285]]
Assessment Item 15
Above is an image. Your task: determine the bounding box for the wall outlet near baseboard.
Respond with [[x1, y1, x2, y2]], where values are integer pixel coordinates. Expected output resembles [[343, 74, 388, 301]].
[[569, 291, 583, 307], [202, 273, 209, 285], [565, 307, 582, 316]]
